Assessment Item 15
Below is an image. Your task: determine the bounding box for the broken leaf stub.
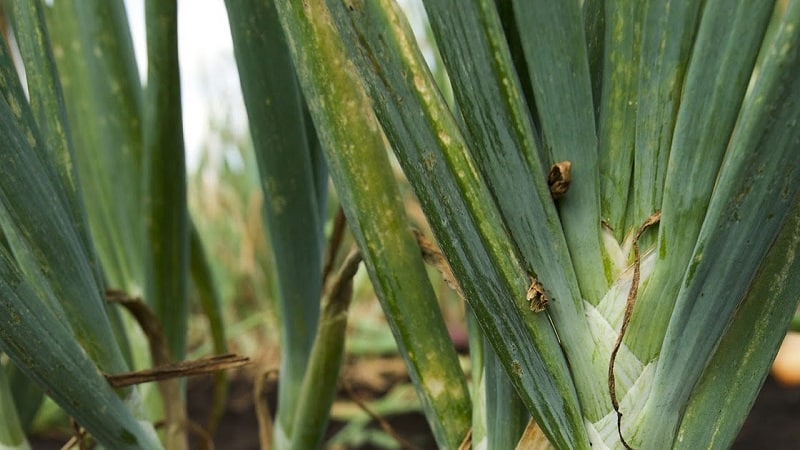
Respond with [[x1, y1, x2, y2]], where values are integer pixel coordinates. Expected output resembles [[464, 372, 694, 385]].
[[548, 161, 572, 199], [526, 275, 549, 312]]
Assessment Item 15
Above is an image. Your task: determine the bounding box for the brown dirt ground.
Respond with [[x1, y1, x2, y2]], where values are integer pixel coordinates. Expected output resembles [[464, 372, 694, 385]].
[[27, 363, 800, 449]]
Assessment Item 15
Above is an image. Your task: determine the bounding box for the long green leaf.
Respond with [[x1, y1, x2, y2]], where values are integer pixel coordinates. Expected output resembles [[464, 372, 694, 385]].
[[6, 363, 43, 431], [143, 0, 188, 364], [626, 0, 701, 235], [141, 2, 188, 448], [9, 0, 100, 287], [484, 337, 529, 449], [628, 0, 776, 362], [511, 0, 608, 304], [635, 2, 800, 445], [0, 250, 161, 450], [596, 0, 641, 239], [583, 0, 605, 112], [466, 313, 529, 449], [224, 0, 324, 443], [273, 1, 472, 447], [676, 189, 800, 449], [44, 0, 145, 295], [290, 250, 361, 450], [328, 1, 588, 447], [0, 31, 129, 377]]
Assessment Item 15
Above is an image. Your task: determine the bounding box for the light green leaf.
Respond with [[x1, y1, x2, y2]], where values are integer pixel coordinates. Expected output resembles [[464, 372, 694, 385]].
[[224, 0, 324, 441]]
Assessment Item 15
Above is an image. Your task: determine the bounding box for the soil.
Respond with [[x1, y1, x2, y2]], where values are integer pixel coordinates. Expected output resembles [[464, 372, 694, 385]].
[[27, 364, 800, 449]]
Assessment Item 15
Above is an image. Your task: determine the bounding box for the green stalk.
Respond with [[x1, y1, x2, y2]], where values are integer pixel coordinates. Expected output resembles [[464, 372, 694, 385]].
[[466, 310, 487, 446], [0, 362, 29, 450], [274, 1, 472, 447], [143, 0, 188, 365], [188, 221, 228, 431], [7, 363, 43, 431], [510, 0, 608, 304], [328, 1, 588, 447], [483, 336, 529, 449], [290, 250, 361, 450], [628, 0, 776, 362], [465, 319, 528, 450], [223, 0, 324, 444]]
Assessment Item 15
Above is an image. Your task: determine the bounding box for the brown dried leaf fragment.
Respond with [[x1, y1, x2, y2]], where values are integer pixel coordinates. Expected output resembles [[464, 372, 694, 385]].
[[548, 161, 572, 199], [105, 354, 250, 388], [412, 228, 463, 298], [608, 210, 661, 450], [526, 274, 549, 313]]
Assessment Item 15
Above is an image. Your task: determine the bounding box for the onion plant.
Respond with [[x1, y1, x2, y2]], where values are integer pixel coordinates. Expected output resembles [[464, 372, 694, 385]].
[[0, 0, 799, 449], [271, 0, 800, 448]]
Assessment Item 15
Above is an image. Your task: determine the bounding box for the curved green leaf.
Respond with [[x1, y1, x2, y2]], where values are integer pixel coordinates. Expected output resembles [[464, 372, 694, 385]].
[[0, 250, 161, 450], [143, 0, 188, 365], [10, 0, 100, 287], [0, 34, 129, 377]]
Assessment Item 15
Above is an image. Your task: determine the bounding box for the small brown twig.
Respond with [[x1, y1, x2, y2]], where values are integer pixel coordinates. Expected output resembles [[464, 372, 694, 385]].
[[341, 380, 422, 450], [322, 206, 348, 285], [105, 290, 187, 449], [412, 228, 463, 300], [254, 369, 280, 450], [152, 418, 216, 450], [104, 354, 250, 388], [325, 247, 363, 312], [61, 418, 88, 450], [457, 428, 472, 450], [105, 290, 171, 368], [608, 211, 661, 450]]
